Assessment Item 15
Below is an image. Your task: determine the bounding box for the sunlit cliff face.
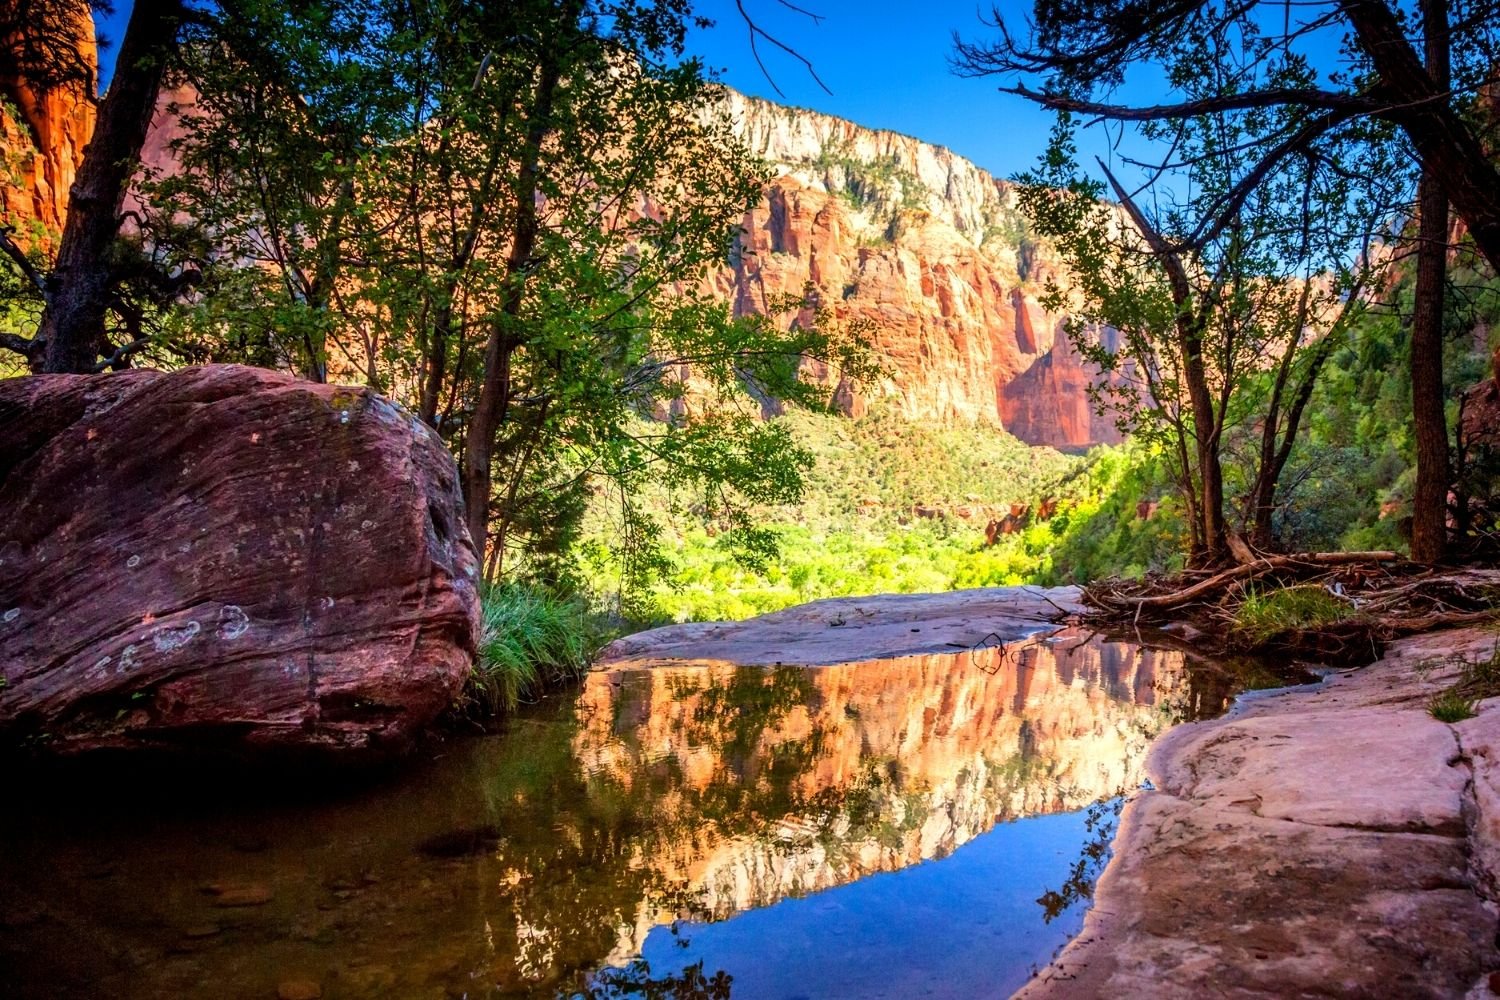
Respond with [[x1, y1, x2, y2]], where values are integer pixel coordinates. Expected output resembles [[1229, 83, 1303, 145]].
[[0, 6, 96, 249], [682, 89, 1127, 446], [568, 629, 1189, 961]]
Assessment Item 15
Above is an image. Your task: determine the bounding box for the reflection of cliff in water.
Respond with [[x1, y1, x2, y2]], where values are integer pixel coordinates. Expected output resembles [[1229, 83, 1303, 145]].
[[0, 628, 1231, 1000], [571, 629, 1188, 958]]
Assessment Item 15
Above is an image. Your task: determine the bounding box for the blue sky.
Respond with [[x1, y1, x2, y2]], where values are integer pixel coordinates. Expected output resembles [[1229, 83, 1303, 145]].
[[93, 0, 1066, 180], [91, 1, 1353, 185], [683, 0, 1062, 179]]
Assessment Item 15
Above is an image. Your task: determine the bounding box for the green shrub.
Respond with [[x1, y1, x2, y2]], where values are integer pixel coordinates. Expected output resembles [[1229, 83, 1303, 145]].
[[467, 583, 600, 716], [1429, 689, 1479, 723], [1232, 585, 1354, 645], [580, 409, 1186, 622]]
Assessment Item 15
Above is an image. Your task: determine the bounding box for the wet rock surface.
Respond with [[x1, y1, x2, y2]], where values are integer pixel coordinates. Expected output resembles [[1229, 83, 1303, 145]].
[[1018, 627, 1500, 999], [0, 365, 480, 756]]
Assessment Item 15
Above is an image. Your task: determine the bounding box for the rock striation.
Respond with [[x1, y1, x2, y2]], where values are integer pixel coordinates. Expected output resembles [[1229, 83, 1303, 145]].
[[0, 364, 481, 756]]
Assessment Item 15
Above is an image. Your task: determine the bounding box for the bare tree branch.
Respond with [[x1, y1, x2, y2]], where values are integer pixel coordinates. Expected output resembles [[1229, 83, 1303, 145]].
[[0, 330, 43, 367], [91, 336, 152, 373], [0, 225, 50, 299], [998, 82, 1379, 122], [733, 0, 831, 99]]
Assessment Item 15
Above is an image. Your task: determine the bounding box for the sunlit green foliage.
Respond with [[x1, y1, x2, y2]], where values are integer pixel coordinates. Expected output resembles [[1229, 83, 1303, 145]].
[[1293, 262, 1500, 552], [1232, 585, 1354, 646], [579, 412, 1187, 622], [466, 583, 602, 716], [133, 0, 881, 578]]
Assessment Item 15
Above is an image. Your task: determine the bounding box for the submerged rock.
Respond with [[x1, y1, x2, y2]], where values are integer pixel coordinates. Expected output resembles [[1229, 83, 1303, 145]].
[[0, 365, 480, 757]]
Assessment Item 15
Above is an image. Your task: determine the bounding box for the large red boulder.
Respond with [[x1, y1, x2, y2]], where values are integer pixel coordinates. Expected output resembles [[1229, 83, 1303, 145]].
[[0, 365, 481, 757]]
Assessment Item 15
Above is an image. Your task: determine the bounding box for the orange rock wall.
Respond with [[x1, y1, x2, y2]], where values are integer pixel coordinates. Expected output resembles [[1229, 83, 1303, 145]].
[[713, 91, 1122, 447], [5, 30, 1118, 447], [0, 4, 96, 248]]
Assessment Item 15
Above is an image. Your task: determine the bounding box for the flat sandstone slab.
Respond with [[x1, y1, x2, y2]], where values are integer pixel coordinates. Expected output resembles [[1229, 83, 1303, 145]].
[[596, 586, 1083, 667], [1018, 627, 1500, 999]]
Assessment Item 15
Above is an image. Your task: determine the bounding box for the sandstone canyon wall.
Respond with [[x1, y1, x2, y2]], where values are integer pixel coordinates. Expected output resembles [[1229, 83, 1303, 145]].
[[712, 90, 1120, 447], [0, 7, 96, 247], [3, 19, 1116, 448]]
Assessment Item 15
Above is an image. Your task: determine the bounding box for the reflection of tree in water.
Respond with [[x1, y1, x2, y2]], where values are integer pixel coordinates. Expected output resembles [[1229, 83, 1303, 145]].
[[456, 666, 851, 995], [683, 666, 829, 824], [579, 957, 732, 1000], [1154, 649, 1315, 724], [1035, 796, 1125, 923]]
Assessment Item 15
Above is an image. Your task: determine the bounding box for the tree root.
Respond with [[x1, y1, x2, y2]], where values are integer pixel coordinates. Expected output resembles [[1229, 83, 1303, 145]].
[[1083, 551, 1402, 612], [1078, 557, 1500, 665]]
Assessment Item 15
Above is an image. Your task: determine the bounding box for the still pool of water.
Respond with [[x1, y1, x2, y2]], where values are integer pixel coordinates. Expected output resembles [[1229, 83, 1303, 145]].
[[0, 626, 1303, 999]]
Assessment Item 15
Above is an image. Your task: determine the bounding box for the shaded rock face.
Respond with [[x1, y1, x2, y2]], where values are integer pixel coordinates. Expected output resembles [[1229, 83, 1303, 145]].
[[0, 365, 481, 756], [1001, 326, 1125, 448], [1463, 375, 1500, 447]]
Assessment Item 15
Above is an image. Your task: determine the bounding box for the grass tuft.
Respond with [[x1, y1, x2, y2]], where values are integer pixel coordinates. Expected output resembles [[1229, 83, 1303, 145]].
[[1429, 689, 1479, 723], [1455, 643, 1500, 701], [1232, 584, 1354, 646], [1419, 643, 1498, 724], [466, 583, 600, 717]]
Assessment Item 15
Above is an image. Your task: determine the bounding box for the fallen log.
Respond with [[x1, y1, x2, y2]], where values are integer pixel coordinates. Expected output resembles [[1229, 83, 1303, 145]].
[[1091, 551, 1401, 611]]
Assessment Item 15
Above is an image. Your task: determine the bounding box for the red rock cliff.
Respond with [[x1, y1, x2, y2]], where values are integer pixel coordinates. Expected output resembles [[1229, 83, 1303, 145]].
[[6, 42, 1117, 447], [714, 90, 1121, 447], [0, 2, 96, 248]]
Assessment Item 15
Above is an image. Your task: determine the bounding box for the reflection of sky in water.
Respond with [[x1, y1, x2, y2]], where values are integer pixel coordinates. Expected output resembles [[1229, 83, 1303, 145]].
[[1, 621, 1296, 999], [628, 809, 1094, 1000]]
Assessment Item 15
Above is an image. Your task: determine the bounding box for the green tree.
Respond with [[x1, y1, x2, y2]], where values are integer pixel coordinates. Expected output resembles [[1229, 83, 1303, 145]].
[[0, 0, 188, 374], [960, 0, 1492, 561], [1013, 65, 1392, 563], [150, 0, 878, 580]]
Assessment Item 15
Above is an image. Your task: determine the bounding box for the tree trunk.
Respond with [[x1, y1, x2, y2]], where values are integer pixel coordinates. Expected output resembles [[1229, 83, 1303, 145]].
[[1194, 415, 1227, 562], [38, 0, 184, 373], [1099, 161, 1227, 563], [420, 298, 456, 426], [1410, 173, 1450, 562], [462, 53, 564, 561], [1340, 0, 1500, 273], [1408, 0, 1451, 564]]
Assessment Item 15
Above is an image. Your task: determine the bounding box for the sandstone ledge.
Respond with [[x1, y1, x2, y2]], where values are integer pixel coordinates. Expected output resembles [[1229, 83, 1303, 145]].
[[1018, 627, 1500, 999], [596, 585, 1084, 667]]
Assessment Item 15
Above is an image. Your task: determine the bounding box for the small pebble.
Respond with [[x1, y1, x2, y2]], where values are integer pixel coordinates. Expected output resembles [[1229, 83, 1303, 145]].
[[182, 923, 221, 939]]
